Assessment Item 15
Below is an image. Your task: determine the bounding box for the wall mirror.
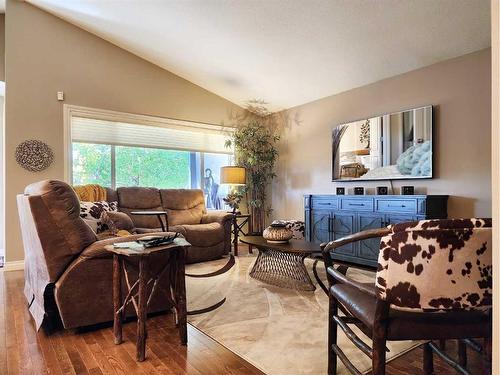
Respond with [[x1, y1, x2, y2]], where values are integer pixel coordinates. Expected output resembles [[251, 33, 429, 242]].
[[332, 105, 433, 181]]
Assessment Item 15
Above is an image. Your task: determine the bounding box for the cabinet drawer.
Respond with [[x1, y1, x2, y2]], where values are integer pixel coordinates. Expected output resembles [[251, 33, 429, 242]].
[[376, 199, 417, 213], [340, 198, 373, 211], [311, 199, 337, 210]]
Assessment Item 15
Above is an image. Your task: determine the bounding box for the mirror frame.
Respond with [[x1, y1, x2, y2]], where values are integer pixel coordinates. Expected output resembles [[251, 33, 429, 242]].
[[331, 105, 434, 182]]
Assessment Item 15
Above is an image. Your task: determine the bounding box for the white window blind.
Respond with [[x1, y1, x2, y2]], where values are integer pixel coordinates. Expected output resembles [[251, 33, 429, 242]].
[[71, 116, 233, 154]]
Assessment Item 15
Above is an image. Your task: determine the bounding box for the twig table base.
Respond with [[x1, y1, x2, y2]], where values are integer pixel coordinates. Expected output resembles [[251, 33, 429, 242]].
[[105, 238, 190, 362]]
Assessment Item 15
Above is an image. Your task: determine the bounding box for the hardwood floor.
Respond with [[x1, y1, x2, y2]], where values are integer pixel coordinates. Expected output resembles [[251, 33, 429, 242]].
[[0, 251, 485, 374], [0, 269, 264, 375]]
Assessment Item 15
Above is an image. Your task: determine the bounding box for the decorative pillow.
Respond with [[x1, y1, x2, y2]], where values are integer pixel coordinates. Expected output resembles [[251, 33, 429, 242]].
[[285, 220, 305, 240], [80, 201, 118, 233]]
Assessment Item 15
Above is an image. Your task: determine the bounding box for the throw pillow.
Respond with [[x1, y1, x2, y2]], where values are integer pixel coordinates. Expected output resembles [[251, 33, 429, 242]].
[[80, 201, 118, 233]]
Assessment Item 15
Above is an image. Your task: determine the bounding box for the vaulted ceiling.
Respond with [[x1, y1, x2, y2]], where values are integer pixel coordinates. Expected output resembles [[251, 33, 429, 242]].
[[27, 0, 490, 111]]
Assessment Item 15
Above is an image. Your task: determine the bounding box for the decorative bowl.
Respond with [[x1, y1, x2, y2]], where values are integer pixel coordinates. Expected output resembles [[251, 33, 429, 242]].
[[263, 225, 293, 244]]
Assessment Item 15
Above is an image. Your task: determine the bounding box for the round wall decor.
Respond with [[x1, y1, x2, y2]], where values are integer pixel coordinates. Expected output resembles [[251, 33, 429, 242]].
[[15, 140, 54, 172]]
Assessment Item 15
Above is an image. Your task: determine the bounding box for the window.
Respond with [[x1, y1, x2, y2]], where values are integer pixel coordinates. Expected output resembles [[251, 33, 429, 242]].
[[72, 143, 112, 187], [115, 146, 191, 188], [203, 152, 230, 209], [67, 106, 234, 208]]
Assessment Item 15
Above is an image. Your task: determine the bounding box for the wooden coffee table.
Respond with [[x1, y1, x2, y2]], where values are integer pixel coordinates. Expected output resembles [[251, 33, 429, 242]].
[[240, 236, 321, 291]]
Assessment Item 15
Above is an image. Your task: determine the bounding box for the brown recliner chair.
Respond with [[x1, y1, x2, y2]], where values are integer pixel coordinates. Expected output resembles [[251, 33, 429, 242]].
[[17, 180, 184, 330], [322, 219, 492, 375]]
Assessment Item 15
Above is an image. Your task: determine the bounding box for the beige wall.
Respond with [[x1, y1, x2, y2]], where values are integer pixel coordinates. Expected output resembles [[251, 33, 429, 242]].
[[491, 0, 499, 371], [0, 14, 4, 82], [272, 48, 492, 221], [5, 0, 241, 262]]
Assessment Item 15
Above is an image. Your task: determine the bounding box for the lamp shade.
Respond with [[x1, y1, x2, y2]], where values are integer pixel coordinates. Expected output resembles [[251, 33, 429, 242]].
[[220, 166, 246, 185]]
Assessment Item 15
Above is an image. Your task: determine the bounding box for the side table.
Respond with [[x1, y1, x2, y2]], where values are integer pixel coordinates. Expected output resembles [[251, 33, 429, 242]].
[[105, 237, 190, 361], [131, 211, 169, 232], [231, 213, 252, 256]]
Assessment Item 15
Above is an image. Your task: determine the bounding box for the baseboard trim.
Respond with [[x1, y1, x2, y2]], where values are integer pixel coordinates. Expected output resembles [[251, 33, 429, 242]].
[[3, 260, 25, 272]]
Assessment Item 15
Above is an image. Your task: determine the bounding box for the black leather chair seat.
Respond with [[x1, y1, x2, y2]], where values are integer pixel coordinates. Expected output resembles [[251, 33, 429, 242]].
[[331, 284, 491, 341]]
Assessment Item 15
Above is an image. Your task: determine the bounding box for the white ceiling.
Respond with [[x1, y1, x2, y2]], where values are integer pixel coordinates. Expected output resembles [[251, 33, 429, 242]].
[[27, 0, 490, 111]]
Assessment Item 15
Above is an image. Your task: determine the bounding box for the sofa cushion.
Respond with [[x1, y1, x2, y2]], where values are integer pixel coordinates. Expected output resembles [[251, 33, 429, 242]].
[[179, 223, 224, 247], [160, 189, 205, 226], [117, 187, 164, 228], [117, 187, 162, 208]]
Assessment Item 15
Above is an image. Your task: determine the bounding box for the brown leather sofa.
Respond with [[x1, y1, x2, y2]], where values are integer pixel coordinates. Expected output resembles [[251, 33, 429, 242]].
[[107, 186, 232, 263], [17, 180, 231, 330]]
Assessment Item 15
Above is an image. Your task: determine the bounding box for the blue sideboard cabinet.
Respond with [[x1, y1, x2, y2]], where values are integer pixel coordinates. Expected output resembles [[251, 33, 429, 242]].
[[304, 194, 448, 267]]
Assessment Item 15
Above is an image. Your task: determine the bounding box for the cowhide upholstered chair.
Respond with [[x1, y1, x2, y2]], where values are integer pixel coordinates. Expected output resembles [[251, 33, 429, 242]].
[[321, 219, 492, 375]]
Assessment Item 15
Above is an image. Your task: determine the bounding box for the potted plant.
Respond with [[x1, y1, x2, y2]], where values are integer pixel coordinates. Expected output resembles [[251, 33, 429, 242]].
[[222, 190, 243, 213], [225, 101, 282, 234]]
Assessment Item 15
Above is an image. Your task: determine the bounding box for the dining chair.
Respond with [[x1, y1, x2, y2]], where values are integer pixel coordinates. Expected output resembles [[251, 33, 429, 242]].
[[321, 218, 492, 375]]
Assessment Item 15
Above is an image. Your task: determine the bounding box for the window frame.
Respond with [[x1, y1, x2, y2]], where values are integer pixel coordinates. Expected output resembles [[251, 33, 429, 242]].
[[64, 104, 234, 187]]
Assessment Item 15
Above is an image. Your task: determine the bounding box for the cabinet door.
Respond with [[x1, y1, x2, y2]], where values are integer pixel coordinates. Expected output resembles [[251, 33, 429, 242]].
[[357, 214, 385, 261], [310, 210, 331, 244], [332, 213, 355, 256]]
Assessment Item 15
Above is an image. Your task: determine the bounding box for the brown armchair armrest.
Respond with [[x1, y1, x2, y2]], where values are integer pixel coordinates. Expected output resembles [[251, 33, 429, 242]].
[[201, 210, 233, 225]]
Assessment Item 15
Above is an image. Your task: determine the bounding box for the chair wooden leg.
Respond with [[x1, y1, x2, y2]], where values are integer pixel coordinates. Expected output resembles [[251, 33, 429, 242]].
[[482, 337, 492, 375], [458, 340, 467, 367], [328, 296, 338, 375], [372, 336, 387, 375], [439, 339, 446, 350], [423, 342, 434, 374], [372, 301, 389, 375]]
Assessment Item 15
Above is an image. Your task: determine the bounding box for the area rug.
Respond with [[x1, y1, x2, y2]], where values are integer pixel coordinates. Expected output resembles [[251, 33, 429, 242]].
[[186, 253, 420, 375]]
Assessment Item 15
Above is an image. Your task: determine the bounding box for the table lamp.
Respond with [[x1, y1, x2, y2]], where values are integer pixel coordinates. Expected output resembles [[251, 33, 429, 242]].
[[220, 166, 246, 213]]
